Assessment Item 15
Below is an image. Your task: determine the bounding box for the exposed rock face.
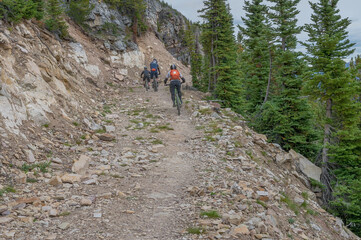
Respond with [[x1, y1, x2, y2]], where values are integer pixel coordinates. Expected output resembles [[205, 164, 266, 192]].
[[145, 0, 192, 63]]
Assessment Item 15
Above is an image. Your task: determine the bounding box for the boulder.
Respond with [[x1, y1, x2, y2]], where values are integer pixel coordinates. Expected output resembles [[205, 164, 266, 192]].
[[298, 155, 321, 182], [98, 134, 115, 141], [61, 174, 82, 183], [72, 155, 90, 175], [49, 176, 62, 186]]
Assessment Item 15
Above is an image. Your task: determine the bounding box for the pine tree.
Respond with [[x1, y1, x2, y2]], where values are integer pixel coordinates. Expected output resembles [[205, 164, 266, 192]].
[[0, 0, 41, 23], [45, 0, 68, 38], [254, 0, 320, 159], [304, 0, 361, 234], [238, 0, 273, 114], [67, 0, 93, 27], [199, 0, 242, 108], [184, 22, 203, 89]]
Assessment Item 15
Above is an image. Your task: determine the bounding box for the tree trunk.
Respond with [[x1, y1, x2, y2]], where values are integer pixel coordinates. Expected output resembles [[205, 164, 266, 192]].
[[321, 98, 333, 204], [132, 17, 138, 43], [263, 50, 273, 104]]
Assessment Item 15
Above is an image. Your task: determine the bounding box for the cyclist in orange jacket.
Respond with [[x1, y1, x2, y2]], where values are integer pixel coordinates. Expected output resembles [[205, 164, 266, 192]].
[[164, 64, 185, 107]]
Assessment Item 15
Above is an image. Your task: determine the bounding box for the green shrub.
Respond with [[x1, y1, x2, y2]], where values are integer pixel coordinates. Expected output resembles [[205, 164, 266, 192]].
[[200, 210, 221, 219], [45, 0, 68, 38], [66, 0, 93, 26], [0, 0, 43, 23]]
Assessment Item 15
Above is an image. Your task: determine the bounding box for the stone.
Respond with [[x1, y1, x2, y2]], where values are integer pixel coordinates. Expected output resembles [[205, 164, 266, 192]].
[[232, 224, 250, 236], [61, 174, 82, 183], [105, 125, 116, 132], [83, 178, 97, 185], [49, 209, 58, 217], [85, 64, 101, 78], [3, 231, 16, 238], [275, 153, 292, 164], [98, 134, 115, 141], [49, 176, 62, 186], [298, 156, 322, 182], [15, 171, 27, 184], [0, 33, 12, 50], [15, 197, 40, 204], [23, 149, 36, 163], [58, 222, 70, 230], [80, 198, 92, 206], [97, 192, 112, 199], [116, 191, 127, 198], [72, 155, 90, 175], [0, 217, 13, 224]]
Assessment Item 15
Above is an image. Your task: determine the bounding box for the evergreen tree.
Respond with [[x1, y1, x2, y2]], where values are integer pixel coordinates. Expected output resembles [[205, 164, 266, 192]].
[[0, 0, 41, 23], [45, 0, 68, 38], [254, 0, 320, 159], [199, 0, 242, 108], [238, 0, 273, 114], [304, 0, 361, 234], [67, 0, 93, 27], [184, 22, 203, 89]]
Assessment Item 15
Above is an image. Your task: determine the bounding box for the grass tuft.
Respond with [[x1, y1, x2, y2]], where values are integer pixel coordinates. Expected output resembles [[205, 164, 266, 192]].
[[200, 210, 221, 219], [187, 227, 206, 234]]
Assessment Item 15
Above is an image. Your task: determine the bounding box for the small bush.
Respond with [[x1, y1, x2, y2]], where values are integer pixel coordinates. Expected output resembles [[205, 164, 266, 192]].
[[66, 0, 93, 26], [21, 162, 51, 173], [0, 186, 16, 197], [187, 227, 205, 234], [200, 210, 221, 219]]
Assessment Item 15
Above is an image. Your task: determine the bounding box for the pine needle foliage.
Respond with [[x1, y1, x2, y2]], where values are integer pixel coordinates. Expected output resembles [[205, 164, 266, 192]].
[[0, 0, 43, 23], [238, 0, 272, 114], [303, 0, 361, 234], [254, 0, 321, 159], [199, 0, 243, 108], [45, 0, 68, 38]]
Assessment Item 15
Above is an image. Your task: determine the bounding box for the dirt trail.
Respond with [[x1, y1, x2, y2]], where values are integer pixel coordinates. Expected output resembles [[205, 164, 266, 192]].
[[56, 84, 199, 240], [113, 85, 198, 239]]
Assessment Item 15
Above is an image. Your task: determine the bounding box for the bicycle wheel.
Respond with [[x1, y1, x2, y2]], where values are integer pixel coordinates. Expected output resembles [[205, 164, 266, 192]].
[[155, 80, 158, 92], [153, 78, 158, 92], [145, 79, 149, 91], [175, 88, 181, 116]]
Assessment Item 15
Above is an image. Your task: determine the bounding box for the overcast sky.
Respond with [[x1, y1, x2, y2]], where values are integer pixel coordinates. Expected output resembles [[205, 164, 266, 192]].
[[163, 0, 361, 61]]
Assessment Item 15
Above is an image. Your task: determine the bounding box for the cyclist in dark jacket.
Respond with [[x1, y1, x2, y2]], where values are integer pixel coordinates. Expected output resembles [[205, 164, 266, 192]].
[[164, 64, 185, 107], [150, 59, 161, 81], [141, 67, 151, 90]]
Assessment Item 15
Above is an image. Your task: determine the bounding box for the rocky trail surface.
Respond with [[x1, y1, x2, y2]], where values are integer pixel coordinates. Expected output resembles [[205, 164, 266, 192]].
[[0, 19, 359, 240], [1, 82, 358, 240]]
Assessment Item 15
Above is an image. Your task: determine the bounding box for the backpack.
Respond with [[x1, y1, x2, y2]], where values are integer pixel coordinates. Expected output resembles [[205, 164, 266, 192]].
[[170, 69, 180, 80], [150, 62, 158, 72]]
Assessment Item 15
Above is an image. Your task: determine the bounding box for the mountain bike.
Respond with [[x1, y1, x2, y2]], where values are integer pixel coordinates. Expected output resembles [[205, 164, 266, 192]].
[[165, 82, 182, 116], [152, 77, 158, 92], [174, 86, 181, 116], [144, 77, 150, 91]]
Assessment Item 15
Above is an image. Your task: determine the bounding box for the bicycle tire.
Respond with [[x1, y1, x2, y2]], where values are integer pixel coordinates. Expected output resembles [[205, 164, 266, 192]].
[[145, 79, 149, 91], [175, 88, 181, 116], [154, 80, 158, 92]]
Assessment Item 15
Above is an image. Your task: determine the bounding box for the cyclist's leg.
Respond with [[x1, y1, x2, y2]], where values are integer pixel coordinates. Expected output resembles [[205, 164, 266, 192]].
[[150, 72, 155, 84], [169, 81, 176, 106]]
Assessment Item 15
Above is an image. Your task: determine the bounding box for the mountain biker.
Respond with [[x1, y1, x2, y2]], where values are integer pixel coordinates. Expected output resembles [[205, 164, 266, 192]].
[[150, 59, 161, 82], [164, 64, 185, 107], [140, 66, 151, 90]]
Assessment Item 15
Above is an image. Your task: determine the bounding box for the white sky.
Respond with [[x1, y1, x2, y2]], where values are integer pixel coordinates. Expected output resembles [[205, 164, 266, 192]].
[[162, 0, 361, 60]]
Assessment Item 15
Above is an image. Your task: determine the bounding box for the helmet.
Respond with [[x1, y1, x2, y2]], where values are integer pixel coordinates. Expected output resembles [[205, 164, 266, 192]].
[[170, 64, 176, 70], [153, 59, 157, 63], [144, 66, 147, 69]]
